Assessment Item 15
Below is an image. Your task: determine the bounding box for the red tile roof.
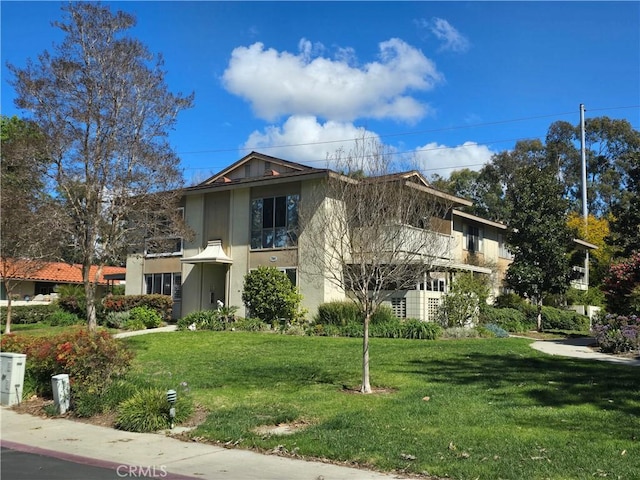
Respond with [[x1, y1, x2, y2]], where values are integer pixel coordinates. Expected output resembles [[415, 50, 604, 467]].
[[0, 259, 125, 285]]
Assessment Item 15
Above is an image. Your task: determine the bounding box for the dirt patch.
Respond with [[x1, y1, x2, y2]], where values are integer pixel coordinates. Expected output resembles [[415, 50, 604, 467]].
[[10, 395, 209, 431], [341, 385, 397, 395], [253, 420, 312, 437], [10, 395, 53, 417]]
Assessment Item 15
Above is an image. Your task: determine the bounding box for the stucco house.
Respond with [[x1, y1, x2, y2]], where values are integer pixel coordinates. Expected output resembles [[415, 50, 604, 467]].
[[125, 152, 594, 321], [0, 259, 126, 302]]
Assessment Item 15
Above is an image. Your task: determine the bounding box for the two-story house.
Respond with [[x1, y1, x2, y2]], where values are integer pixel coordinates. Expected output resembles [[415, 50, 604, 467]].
[[125, 152, 519, 321]]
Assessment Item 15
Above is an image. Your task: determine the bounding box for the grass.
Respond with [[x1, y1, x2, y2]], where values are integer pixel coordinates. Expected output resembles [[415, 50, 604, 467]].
[[123, 332, 639, 480]]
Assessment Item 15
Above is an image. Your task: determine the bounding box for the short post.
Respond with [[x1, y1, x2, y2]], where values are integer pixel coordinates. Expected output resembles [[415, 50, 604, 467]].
[[51, 374, 71, 414], [166, 389, 177, 428]]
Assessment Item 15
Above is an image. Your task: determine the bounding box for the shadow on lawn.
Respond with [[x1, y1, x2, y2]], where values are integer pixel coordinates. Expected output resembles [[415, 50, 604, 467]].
[[407, 351, 640, 417]]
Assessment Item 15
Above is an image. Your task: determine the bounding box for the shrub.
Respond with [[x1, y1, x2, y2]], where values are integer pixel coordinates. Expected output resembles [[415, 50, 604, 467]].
[[233, 317, 269, 332], [541, 306, 590, 331], [340, 321, 364, 337], [402, 319, 443, 340], [592, 314, 640, 354], [0, 304, 58, 324], [371, 306, 396, 324], [438, 273, 491, 328], [129, 306, 162, 329], [443, 327, 481, 339], [123, 317, 146, 331], [56, 284, 87, 317], [0, 328, 134, 398], [482, 323, 510, 338], [103, 294, 173, 322], [242, 267, 303, 325], [104, 310, 131, 329], [73, 379, 140, 418], [480, 306, 531, 332], [47, 309, 82, 327], [177, 310, 225, 331], [603, 252, 640, 315], [370, 318, 404, 338], [115, 387, 194, 433], [314, 301, 361, 326]]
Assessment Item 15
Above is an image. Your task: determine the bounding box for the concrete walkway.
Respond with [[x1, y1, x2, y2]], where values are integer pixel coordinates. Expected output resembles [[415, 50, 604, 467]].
[[529, 336, 640, 366], [1, 408, 408, 480]]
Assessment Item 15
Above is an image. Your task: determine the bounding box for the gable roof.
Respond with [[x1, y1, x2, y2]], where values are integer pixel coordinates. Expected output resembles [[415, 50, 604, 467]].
[[199, 151, 320, 185], [0, 259, 126, 285], [186, 152, 472, 207]]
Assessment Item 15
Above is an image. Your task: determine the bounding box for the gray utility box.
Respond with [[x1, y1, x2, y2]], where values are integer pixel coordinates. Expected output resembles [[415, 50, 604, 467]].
[[1, 352, 27, 406]]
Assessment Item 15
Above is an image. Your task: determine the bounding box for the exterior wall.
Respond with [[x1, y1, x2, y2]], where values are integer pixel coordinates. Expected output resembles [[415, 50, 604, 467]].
[[297, 181, 345, 317], [181, 195, 205, 314], [125, 255, 144, 295], [227, 188, 251, 317]]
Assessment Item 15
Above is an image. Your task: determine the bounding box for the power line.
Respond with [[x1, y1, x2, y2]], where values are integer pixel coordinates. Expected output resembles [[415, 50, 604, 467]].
[[176, 104, 639, 158]]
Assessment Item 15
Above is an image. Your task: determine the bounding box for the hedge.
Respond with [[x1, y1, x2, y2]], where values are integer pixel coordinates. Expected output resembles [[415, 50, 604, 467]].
[[0, 304, 58, 324], [102, 295, 173, 322]]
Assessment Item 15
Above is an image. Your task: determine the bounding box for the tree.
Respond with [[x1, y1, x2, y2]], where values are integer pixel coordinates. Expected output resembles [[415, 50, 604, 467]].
[[602, 252, 640, 315], [440, 118, 640, 224], [300, 138, 455, 393], [566, 212, 614, 285], [0, 116, 60, 333], [7, 2, 194, 332], [608, 161, 640, 258], [504, 164, 573, 330], [242, 266, 303, 326]]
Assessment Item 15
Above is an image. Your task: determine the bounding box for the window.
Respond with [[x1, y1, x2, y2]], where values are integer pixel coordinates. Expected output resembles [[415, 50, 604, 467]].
[[498, 234, 513, 259], [464, 224, 483, 253], [391, 297, 407, 318], [144, 273, 181, 300], [144, 208, 184, 257], [251, 195, 299, 249]]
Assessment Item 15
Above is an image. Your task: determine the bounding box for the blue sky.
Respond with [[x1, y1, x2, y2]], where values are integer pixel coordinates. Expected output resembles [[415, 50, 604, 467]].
[[2, 1, 639, 184]]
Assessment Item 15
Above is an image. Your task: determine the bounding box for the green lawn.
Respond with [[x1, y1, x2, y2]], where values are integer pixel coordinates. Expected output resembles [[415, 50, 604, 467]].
[[123, 332, 640, 480]]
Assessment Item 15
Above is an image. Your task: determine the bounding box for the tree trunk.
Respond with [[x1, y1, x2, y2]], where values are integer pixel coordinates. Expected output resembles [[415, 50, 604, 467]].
[[83, 263, 99, 334], [3, 280, 12, 334], [361, 312, 372, 394], [536, 301, 543, 332]]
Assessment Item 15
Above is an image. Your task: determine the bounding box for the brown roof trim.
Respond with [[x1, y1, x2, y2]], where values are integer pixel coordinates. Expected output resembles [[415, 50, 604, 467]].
[[453, 209, 507, 229], [199, 151, 322, 185]]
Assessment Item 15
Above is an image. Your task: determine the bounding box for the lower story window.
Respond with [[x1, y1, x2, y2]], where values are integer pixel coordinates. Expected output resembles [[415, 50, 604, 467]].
[[391, 297, 407, 318], [145, 272, 181, 300]]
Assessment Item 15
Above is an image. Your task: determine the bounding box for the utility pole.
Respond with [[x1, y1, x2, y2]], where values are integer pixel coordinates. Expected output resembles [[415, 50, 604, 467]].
[[580, 104, 589, 289]]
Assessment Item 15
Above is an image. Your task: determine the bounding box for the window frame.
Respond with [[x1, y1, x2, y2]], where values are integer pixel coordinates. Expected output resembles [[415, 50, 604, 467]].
[[464, 224, 483, 253], [144, 207, 184, 258], [250, 194, 299, 250], [144, 272, 182, 300]]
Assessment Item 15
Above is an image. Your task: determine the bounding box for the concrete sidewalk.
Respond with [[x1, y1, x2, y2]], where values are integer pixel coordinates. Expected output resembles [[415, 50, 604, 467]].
[[529, 337, 640, 366], [0, 407, 409, 480]]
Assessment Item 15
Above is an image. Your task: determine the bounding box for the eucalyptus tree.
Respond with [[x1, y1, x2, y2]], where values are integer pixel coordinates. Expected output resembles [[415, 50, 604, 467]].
[[7, 2, 193, 332]]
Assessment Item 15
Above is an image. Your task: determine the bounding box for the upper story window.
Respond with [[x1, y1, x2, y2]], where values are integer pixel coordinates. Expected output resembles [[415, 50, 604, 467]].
[[144, 207, 184, 257], [251, 195, 299, 249], [464, 224, 483, 253], [498, 233, 514, 259]]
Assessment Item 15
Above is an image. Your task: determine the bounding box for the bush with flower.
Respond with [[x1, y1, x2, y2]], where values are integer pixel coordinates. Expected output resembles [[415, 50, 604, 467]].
[[592, 314, 640, 354]]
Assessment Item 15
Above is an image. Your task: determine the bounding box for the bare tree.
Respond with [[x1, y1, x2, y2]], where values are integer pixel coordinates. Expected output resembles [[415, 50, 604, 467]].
[[300, 138, 455, 393], [7, 2, 194, 332], [0, 116, 60, 333]]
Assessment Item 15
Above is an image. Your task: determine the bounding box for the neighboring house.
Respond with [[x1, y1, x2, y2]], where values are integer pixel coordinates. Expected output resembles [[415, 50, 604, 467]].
[[125, 152, 594, 322], [0, 259, 126, 302]]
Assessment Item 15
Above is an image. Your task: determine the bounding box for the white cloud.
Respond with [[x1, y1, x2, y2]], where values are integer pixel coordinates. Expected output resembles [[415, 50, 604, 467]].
[[413, 141, 494, 178], [222, 38, 442, 123], [242, 115, 382, 167], [418, 17, 470, 53]]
